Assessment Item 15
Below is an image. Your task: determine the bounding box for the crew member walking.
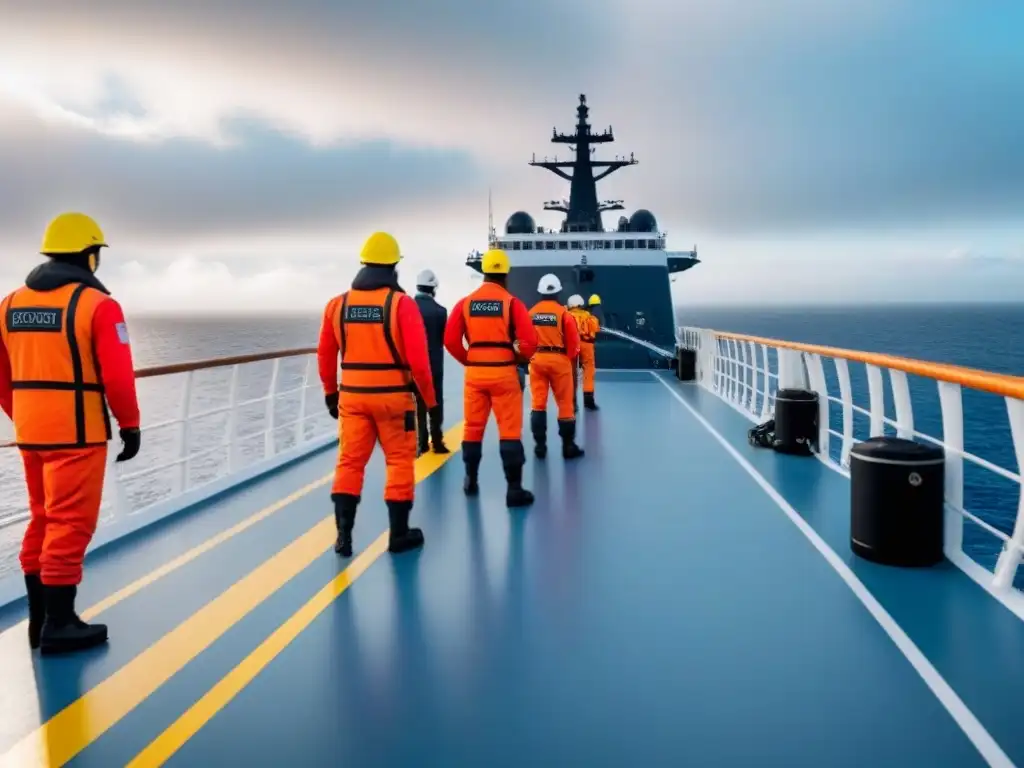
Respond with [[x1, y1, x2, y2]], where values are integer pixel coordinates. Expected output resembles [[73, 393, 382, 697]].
[[444, 249, 537, 507], [529, 276, 584, 459], [318, 232, 437, 558], [567, 294, 600, 411], [413, 269, 449, 455], [0, 212, 142, 655]]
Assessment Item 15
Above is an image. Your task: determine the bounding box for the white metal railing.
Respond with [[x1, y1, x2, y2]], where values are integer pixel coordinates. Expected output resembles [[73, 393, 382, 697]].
[[677, 325, 1024, 617], [0, 348, 337, 553]]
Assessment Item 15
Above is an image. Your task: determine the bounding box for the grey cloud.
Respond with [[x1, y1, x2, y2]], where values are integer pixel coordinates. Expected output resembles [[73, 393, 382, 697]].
[[2, 1, 1024, 241], [0, 116, 484, 252]]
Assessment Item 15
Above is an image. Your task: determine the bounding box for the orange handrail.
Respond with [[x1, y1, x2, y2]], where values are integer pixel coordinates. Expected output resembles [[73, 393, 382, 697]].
[[711, 330, 1024, 401], [0, 346, 318, 449]]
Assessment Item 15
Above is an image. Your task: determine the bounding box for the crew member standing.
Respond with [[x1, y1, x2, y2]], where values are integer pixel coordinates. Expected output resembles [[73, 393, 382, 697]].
[[444, 249, 537, 507], [318, 232, 437, 558], [413, 269, 449, 455], [0, 212, 142, 655], [567, 294, 599, 411], [529, 276, 584, 459]]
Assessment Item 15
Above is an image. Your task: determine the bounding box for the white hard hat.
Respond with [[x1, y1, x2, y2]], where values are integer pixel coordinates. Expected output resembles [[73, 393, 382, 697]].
[[538, 273, 562, 295], [567, 294, 584, 308], [416, 269, 438, 289]]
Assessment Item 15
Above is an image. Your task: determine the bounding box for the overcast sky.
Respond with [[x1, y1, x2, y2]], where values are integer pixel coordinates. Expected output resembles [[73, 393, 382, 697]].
[[1, 1, 1023, 313]]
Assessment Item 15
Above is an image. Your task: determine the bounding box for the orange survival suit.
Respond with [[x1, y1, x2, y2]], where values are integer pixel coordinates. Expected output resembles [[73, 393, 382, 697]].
[[444, 275, 537, 507], [567, 305, 599, 411], [318, 264, 437, 558], [529, 298, 584, 459], [0, 256, 141, 655]]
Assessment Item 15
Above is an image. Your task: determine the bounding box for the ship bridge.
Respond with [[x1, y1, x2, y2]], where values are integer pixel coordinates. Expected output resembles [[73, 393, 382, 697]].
[[0, 330, 1023, 766]]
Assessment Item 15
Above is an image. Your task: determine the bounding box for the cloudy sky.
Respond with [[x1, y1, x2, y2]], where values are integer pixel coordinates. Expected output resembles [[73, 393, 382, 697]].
[[1, 1, 1023, 314]]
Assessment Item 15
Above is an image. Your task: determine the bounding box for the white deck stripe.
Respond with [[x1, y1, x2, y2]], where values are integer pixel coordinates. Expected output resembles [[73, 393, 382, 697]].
[[652, 372, 1015, 768]]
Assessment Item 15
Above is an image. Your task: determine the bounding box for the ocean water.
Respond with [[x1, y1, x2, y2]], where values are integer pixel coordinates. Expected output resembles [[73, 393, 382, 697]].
[[0, 305, 1021, 583]]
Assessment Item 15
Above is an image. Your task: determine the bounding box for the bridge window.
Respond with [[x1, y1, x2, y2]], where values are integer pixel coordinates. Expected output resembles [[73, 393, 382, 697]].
[[648, 239, 657, 249], [512, 241, 521, 250], [593, 240, 603, 249], [522, 241, 533, 250], [570, 241, 581, 249], [546, 241, 555, 250], [558, 241, 569, 250], [625, 239, 635, 249], [638, 239, 647, 249], [614, 240, 623, 248]]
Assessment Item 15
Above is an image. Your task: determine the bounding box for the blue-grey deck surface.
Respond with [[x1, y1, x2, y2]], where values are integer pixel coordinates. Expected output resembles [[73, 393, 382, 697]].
[[0, 370, 1021, 766]]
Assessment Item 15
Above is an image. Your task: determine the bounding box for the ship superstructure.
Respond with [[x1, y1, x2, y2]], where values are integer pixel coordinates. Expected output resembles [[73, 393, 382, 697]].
[[467, 95, 699, 368]]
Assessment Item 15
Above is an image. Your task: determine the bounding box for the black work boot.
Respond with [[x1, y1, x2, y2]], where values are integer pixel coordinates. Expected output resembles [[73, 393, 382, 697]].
[[430, 429, 450, 454], [331, 493, 359, 557], [584, 392, 599, 411], [463, 440, 482, 496], [530, 409, 548, 459], [25, 573, 44, 650], [558, 419, 585, 459], [39, 584, 107, 655], [500, 440, 534, 508], [387, 501, 425, 554]]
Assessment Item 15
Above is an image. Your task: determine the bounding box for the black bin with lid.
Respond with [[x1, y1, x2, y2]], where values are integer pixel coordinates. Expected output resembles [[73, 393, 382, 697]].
[[774, 389, 818, 455], [676, 347, 696, 381], [850, 436, 945, 567]]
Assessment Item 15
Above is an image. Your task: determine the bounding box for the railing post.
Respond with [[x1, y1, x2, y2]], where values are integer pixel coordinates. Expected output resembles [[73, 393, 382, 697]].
[[937, 381, 964, 559], [177, 371, 194, 495], [889, 369, 914, 439], [803, 352, 830, 459], [759, 344, 771, 420], [264, 358, 281, 460], [993, 397, 1024, 590], [866, 364, 885, 437], [295, 356, 311, 447], [834, 358, 854, 468], [224, 364, 241, 474]]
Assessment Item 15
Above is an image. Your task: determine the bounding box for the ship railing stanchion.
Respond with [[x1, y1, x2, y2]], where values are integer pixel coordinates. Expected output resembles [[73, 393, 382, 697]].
[[834, 357, 854, 468], [225, 363, 241, 474], [294, 356, 311, 447], [993, 398, 1024, 590], [264, 358, 281, 460], [177, 371, 195, 495], [938, 381, 965, 558]]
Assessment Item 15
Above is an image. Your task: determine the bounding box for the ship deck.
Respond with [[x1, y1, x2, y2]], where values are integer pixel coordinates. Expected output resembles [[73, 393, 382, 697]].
[[1, 370, 1022, 767]]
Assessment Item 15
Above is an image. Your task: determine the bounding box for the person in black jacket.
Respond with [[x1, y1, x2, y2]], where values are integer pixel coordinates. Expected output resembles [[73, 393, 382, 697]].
[[414, 269, 449, 454]]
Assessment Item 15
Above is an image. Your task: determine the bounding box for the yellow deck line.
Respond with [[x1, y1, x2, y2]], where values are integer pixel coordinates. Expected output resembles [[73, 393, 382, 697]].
[[0, 422, 464, 768]]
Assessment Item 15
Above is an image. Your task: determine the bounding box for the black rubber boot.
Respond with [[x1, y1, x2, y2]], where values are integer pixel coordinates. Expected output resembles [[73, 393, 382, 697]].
[[430, 427, 450, 454], [500, 440, 534, 508], [558, 419, 585, 459], [39, 584, 107, 655], [584, 392, 599, 411], [530, 409, 547, 459], [25, 573, 44, 650], [387, 500, 425, 554], [462, 440, 482, 496], [331, 493, 359, 557]]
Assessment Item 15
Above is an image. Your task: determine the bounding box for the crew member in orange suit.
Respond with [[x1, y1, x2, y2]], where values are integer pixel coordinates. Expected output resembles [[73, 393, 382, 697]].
[[0, 213, 142, 655], [567, 293, 600, 411], [529, 275, 584, 460], [444, 249, 537, 507], [318, 231, 437, 558]]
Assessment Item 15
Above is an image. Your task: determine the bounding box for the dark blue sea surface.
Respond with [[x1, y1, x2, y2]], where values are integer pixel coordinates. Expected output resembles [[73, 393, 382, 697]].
[[677, 303, 1024, 583]]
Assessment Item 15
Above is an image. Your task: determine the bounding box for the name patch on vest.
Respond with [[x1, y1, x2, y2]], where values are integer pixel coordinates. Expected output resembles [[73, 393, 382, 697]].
[[6, 307, 63, 332], [532, 312, 559, 327], [469, 300, 503, 317], [344, 305, 385, 323]]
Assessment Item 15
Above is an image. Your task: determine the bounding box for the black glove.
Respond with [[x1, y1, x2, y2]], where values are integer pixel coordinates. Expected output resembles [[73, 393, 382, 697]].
[[116, 427, 141, 462], [325, 392, 339, 419]]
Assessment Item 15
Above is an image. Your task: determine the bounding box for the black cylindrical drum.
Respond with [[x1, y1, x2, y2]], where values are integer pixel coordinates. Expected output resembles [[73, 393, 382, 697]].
[[850, 437, 945, 567], [773, 388, 818, 455], [676, 348, 697, 381]]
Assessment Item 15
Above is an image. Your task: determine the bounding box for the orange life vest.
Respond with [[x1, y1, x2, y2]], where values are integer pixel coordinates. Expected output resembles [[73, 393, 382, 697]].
[[332, 287, 412, 394], [568, 307, 596, 343], [462, 282, 517, 367], [0, 283, 112, 449], [530, 299, 569, 354]]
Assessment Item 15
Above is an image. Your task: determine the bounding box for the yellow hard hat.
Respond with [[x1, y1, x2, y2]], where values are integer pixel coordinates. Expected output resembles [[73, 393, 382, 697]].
[[481, 248, 510, 275], [41, 213, 106, 255], [588, 294, 601, 305], [360, 231, 401, 266]]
